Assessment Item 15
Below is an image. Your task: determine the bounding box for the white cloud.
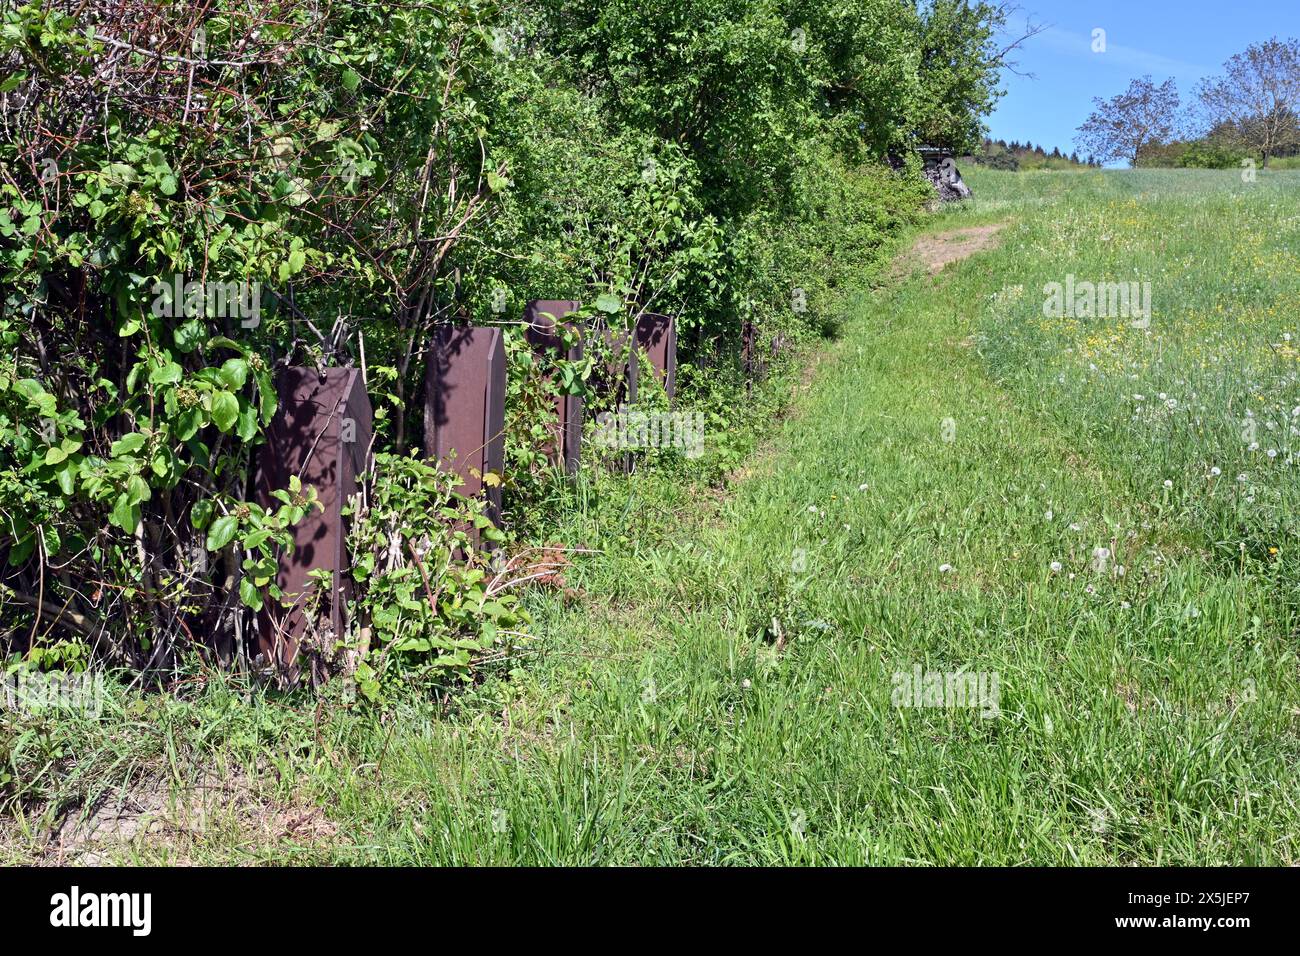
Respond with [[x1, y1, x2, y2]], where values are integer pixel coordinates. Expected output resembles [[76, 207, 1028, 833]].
[[1033, 26, 1211, 78]]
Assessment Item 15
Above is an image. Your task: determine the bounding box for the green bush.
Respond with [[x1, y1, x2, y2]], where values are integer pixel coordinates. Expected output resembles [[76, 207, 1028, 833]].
[[345, 453, 523, 700], [1177, 141, 1247, 169]]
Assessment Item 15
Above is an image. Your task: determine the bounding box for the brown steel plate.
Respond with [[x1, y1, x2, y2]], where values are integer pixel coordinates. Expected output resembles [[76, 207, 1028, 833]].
[[424, 325, 506, 527], [254, 366, 372, 676], [634, 313, 677, 402]]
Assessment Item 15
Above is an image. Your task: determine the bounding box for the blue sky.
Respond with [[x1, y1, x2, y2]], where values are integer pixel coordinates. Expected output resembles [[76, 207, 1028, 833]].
[[986, 0, 1300, 161]]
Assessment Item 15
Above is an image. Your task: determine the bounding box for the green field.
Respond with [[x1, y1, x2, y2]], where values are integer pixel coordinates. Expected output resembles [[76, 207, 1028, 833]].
[[6, 167, 1300, 865]]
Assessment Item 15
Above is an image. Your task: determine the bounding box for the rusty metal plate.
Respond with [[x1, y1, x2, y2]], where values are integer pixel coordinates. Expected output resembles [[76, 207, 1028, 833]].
[[254, 366, 372, 675], [634, 312, 677, 402], [524, 300, 583, 473], [424, 325, 506, 527]]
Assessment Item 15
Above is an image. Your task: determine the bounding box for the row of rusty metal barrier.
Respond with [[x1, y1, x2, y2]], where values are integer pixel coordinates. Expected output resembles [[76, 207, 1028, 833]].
[[251, 302, 676, 671]]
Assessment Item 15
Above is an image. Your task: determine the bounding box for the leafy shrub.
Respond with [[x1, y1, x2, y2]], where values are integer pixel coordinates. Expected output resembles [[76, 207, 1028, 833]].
[[346, 453, 524, 699], [1177, 141, 1247, 169]]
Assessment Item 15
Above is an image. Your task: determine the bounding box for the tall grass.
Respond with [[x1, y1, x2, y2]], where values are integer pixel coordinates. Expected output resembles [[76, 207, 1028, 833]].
[[966, 168, 1300, 578]]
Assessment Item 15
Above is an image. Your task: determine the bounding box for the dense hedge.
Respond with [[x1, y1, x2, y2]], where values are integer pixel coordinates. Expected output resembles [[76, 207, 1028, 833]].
[[0, 0, 1007, 685]]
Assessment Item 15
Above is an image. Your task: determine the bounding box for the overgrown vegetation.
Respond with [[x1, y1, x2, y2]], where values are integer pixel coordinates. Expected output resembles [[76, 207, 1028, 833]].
[[0, 1, 1010, 692]]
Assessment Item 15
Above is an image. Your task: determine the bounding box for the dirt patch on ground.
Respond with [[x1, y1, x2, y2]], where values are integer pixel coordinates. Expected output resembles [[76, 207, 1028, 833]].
[[900, 223, 1005, 276], [26, 768, 338, 865]]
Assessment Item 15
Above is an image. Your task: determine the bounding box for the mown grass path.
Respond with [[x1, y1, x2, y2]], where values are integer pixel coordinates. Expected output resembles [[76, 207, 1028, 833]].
[[305, 190, 1297, 865]]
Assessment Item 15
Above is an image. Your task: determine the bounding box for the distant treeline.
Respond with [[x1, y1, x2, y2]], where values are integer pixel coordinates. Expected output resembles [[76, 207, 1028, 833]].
[[1135, 126, 1300, 169], [962, 139, 1098, 171]]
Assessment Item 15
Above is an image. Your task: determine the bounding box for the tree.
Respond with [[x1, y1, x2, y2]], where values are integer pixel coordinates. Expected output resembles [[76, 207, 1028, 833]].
[[910, 0, 1040, 152], [1197, 38, 1300, 167], [1074, 76, 1181, 166]]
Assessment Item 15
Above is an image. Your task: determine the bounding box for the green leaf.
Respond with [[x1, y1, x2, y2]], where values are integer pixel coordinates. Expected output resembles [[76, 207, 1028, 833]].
[[595, 292, 622, 313], [205, 336, 249, 355], [239, 577, 263, 611], [110, 432, 147, 457], [191, 499, 213, 530], [12, 378, 56, 416], [236, 403, 259, 442], [150, 446, 172, 477], [8, 535, 34, 566], [56, 463, 76, 496], [175, 407, 203, 441], [127, 473, 151, 505], [211, 390, 239, 432], [218, 358, 249, 390], [341, 69, 361, 92], [206, 514, 239, 551], [174, 320, 204, 352], [255, 369, 278, 422], [149, 361, 183, 386], [110, 493, 140, 532], [103, 163, 136, 184]]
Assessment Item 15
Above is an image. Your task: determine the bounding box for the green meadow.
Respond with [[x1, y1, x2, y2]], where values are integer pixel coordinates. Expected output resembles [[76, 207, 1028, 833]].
[[6, 167, 1299, 865]]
